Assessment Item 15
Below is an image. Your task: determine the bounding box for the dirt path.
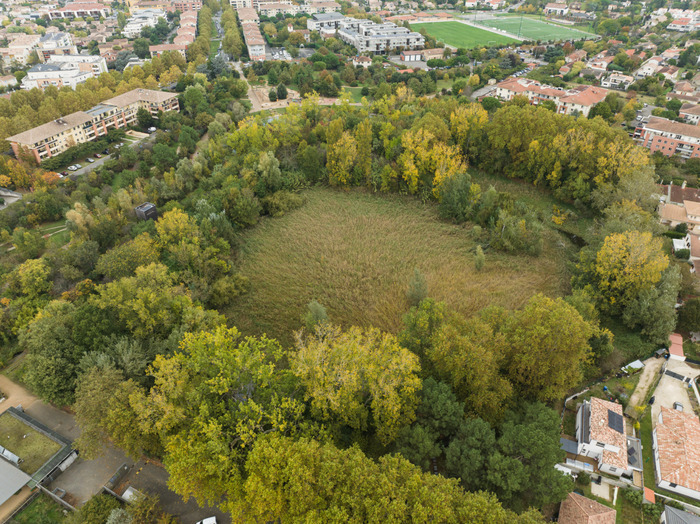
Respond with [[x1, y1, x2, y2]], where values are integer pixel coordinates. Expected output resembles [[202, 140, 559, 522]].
[[627, 357, 663, 413], [0, 374, 39, 415]]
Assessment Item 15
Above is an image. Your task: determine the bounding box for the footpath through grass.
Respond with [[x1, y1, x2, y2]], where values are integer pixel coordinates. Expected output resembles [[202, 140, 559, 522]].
[[410, 21, 519, 48], [225, 187, 571, 344]]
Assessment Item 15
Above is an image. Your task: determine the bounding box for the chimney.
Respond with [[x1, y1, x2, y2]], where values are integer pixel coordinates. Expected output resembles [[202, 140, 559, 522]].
[[668, 181, 672, 202]]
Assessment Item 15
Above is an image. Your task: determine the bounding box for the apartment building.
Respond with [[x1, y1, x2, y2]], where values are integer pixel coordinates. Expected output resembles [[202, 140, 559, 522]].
[[123, 9, 167, 38], [302, 0, 341, 13], [637, 116, 700, 159], [48, 2, 112, 19], [311, 14, 424, 54], [172, 0, 203, 10], [257, 1, 297, 16], [236, 7, 259, 22], [0, 34, 41, 67], [37, 32, 78, 62], [230, 0, 253, 9], [241, 21, 266, 61], [544, 2, 568, 15], [7, 89, 179, 163], [680, 104, 700, 125], [21, 63, 93, 90], [494, 77, 608, 117], [47, 55, 108, 75]]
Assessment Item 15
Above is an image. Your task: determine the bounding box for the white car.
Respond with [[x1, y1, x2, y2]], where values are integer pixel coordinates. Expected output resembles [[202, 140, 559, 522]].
[[196, 518, 217, 524], [87, 158, 95, 163], [67, 164, 81, 171]]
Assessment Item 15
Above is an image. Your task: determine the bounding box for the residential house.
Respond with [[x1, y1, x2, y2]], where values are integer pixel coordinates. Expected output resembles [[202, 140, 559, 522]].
[[494, 77, 608, 117], [0, 75, 18, 89], [149, 44, 188, 58], [558, 492, 616, 524], [676, 81, 696, 95], [601, 73, 633, 90], [352, 55, 372, 67], [0, 34, 40, 66], [565, 49, 587, 63], [669, 18, 695, 31], [652, 407, 700, 501], [668, 333, 686, 361], [575, 397, 643, 477], [98, 40, 133, 63], [423, 47, 444, 60]]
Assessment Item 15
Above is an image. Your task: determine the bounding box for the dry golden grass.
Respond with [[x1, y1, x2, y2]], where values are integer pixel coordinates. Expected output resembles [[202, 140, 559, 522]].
[[226, 187, 571, 344]]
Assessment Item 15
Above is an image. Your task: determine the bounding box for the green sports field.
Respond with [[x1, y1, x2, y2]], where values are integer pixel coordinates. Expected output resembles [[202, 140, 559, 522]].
[[477, 17, 595, 42], [410, 21, 519, 48]]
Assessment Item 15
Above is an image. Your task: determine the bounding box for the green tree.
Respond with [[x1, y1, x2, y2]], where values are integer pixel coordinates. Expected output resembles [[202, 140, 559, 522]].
[[66, 493, 122, 524], [292, 324, 421, 444], [137, 107, 154, 129], [95, 233, 161, 280], [276, 83, 288, 100], [240, 434, 544, 523], [498, 294, 592, 403], [302, 299, 328, 332], [136, 327, 307, 515], [679, 297, 700, 332]]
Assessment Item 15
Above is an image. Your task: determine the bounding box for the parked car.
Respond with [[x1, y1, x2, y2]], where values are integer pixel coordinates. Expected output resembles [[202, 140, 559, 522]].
[[196, 518, 217, 524], [67, 164, 80, 171], [674, 402, 684, 411], [147, 126, 157, 133], [102, 149, 109, 155], [94, 153, 101, 158], [648, 396, 655, 405], [87, 158, 95, 163], [60, 171, 68, 177]]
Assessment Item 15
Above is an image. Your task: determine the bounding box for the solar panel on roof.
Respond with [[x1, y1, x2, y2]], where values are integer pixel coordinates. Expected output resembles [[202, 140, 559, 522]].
[[608, 409, 624, 433], [628, 447, 636, 455], [629, 455, 637, 466]]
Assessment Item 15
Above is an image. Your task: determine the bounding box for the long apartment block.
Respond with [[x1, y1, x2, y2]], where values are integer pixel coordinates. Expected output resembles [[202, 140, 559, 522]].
[[6, 89, 179, 164]]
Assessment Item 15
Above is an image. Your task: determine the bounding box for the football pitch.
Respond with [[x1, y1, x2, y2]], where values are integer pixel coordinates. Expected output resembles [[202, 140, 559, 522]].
[[410, 21, 519, 49], [477, 17, 595, 42]]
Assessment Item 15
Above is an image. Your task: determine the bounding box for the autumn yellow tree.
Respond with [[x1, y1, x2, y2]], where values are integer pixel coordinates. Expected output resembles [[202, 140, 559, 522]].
[[292, 324, 421, 444], [592, 230, 668, 309]]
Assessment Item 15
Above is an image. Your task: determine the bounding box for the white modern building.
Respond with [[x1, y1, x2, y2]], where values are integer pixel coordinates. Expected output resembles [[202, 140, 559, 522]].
[[21, 63, 92, 90], [37, 32, 78, 62], [310, 14, 424, 54], [46, 54, 108, 75], [123, 9, 167, 39]]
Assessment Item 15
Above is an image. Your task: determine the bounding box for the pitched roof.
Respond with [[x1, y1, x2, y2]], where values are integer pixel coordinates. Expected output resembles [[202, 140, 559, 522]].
[[7, 112, 93, 146], [655, 407, 700, 493], [0, 459, 30, 507], [558, 492, 616, 524], [663, 506, 700, 524], [669, 333, 685, 358], [102, 88, 178, 108], [686, 200, 700, 216], [645, 116, 700, 140], [644, 487, 656, 503], [681, 103, 700, 116], [589, 397, 627, 470]]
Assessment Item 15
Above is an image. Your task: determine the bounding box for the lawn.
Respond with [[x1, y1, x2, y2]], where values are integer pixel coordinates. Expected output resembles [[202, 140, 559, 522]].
[[410, 21, 519, 49], [0, 414, 62, 474], [210, 39, 220, 56], [10, 493, 66, 524], [225, 187, 571, 344], [477, 16, 595, 42], [343, 86, 365, 103]]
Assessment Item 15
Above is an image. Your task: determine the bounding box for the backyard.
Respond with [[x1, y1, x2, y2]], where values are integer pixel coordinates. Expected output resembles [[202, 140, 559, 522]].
[[0, 414, 62, 475], [410, 21, 519, 48]]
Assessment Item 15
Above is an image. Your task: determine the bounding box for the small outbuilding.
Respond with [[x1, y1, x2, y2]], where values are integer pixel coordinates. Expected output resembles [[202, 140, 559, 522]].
[[134, 202, 158, 221]]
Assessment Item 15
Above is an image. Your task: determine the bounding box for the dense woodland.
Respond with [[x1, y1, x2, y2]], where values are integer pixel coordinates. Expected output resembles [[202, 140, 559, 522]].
[[0, 55, 686, 521]]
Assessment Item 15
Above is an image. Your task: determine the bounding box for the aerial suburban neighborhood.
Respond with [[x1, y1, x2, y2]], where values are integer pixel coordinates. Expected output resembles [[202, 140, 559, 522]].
[[1, 0, 700, 521]]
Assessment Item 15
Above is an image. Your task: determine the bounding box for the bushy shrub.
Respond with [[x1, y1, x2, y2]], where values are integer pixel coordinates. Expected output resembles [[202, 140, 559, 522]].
[[674, 248, 690, 259], [261, 190, 304, 217]]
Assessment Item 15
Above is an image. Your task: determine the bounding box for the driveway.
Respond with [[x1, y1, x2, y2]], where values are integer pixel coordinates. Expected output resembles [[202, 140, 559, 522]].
[[651, 359, 699, 424], [120, 460, 231, 524], [626, 357, 664, 416]]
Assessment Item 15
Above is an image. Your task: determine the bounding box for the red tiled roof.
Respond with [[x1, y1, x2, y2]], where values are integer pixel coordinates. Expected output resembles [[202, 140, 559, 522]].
[[644, 487, 655, 503], [669, 333, 685, 358], [558, 492, 616, 524], [655, 407, 700, 493], [590, 397, 627, 470]]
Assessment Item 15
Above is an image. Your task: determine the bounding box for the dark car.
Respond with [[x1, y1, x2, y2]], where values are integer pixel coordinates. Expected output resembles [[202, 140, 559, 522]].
[[102, 149, 109, 155], [648, 396, 655, 405]]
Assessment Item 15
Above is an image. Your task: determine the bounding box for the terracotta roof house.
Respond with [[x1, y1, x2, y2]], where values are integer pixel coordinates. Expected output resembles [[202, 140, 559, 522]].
[[652, 407, 700, 501], [575, 397, 642, 477], [558, 492, 616, 524], [668, 333, 686, 361]]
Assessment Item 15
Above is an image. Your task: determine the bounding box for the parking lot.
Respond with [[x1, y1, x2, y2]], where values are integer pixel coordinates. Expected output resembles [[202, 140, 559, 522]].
[[651, 359, 699, 424]]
